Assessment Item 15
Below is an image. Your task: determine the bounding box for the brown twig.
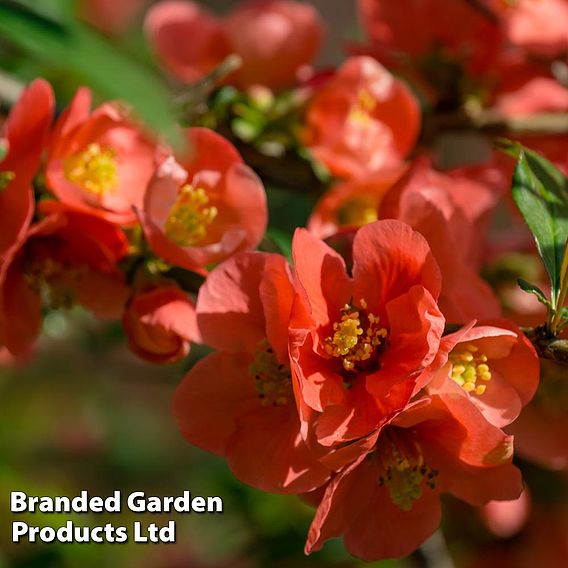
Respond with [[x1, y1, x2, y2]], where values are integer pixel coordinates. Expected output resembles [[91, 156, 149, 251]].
[[521, 326, 568, 366]]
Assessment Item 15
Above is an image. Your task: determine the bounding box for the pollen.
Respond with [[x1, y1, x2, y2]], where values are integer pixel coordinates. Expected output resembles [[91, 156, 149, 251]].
[[64, 143, 119, 197], [0, 170, 15, 190], [337, 196, 379, 228], [249, 339, 293, 407], [347, 89, 377, 126], [377, 429, 438, 511], [325, 299, 388, 372], [164, 185, 218, 247], [449, 343, 492, 396]]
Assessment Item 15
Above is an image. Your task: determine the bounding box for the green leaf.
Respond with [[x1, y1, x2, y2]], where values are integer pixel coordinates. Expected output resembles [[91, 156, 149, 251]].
[[517, 278, 551, 307], [508, 144, 568, 306], [0, 1, 183, 150]]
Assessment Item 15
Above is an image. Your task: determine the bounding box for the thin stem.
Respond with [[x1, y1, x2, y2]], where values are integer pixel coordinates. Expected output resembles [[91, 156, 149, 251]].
[[550, 239, 568, 333]]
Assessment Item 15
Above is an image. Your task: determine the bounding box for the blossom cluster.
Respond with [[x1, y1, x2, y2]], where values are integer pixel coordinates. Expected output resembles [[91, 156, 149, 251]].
[[3, 0, 568, 562]]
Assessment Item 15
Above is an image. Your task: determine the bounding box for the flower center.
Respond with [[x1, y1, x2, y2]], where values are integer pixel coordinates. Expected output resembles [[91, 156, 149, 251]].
[[249, 339, 293, 407], [337, 196, 379, 228], [348, 89, 376, 127], [325, 299, 388, 372], [164, 185, 218, 247], [0, 170, 15, 190], [24, 257, 84, 309], [64, 143, 119, 197], [377, 429, 438, 512], [449, 343, 492, 396]]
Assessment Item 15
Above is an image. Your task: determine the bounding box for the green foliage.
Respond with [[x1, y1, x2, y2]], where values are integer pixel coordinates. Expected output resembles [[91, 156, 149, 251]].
[[517, 278, 551, 307], [0, 0, 182, 149], [501, 140, 568, 332]]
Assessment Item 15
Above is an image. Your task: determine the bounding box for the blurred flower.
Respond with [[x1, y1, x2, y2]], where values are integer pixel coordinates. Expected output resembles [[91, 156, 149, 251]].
[[173, 252, 331, 493], [305, 393, 522, 561], [138, 127, 267, 271], [0, 202, 129, 356], [481, 488, 531, 538], [303, 56, 420, 179], [0, 79, 54, 269], [80, 0, 145, 36], [500, 0, 568, 58], [357, 0, 503, 77], [307, 167, 406, 239], [289, 220, 445, 446], [145, 0, 324, 89], [123, 284, 199, 364], [46, 87, 157, 226], [223, 0, 325, 90], [509, 358, 568, 470], [426, 319, 540, 428], [144, 1, 229, 84]]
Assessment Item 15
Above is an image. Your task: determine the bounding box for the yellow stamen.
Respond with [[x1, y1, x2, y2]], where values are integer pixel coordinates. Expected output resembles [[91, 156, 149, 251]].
[[325, 300, 388, 372], [0, 170, 15, 190], [64, 143, 119, 197], [249, 339, 293, 407], [377, 429, 438, 511], [347, 89, 377, 126], [449, 343, 492, 396], [164, 185, 217, 247], [337, 196, 379, 228]]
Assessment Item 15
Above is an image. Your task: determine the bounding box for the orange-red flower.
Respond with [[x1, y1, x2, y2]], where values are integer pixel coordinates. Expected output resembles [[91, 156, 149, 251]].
[[379, 160, 502, 322], [426, 319, 539, 428], [144, 1, 229, 84], [508, 359, 568, 470], [0, 202, 129, 356], [305, 393, 522, 562], [45, 87, 157, 226], [307, 167, 406, 239], [123, 284, 199, 364], [358, 0, 503, 77], [173, 252, 330, 493], [145, 0, 324, 90], [138, 127, 267, 271], [500, 0, 568, 58], [0, 79, 54, 268], [81, 0, 144, 36], [289, 220, 445, 446], [303, 56, 420, 180]]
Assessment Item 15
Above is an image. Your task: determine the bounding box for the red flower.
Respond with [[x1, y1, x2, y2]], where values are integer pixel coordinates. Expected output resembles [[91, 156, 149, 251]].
[[0, 202, 128, 356], [144, 1, 229, 84], [501, 0, 568, 58], [305, 394, 522, 561], [307, 167, 406, 239], [145, 0, 324, 90], [426, 319, 540, 428], [138, 128, 267, 271], [508, 358, 568, 470], [289, 220, 445, 446], [303, 56, 420, 180], [45, 87, 157, 225], [123, 285, 199, 364], [358, 0, 503, 77], [173, 252, 331, 493], [81, 0, 144, 36], [223, 0, 324, 90], [379, 160, 502, 322], [481, 488, 530, 538], [0, 79, 54, 268]]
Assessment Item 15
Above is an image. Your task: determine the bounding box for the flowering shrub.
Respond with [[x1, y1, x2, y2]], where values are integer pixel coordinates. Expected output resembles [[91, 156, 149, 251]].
[[1, 0, 568, 565]]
